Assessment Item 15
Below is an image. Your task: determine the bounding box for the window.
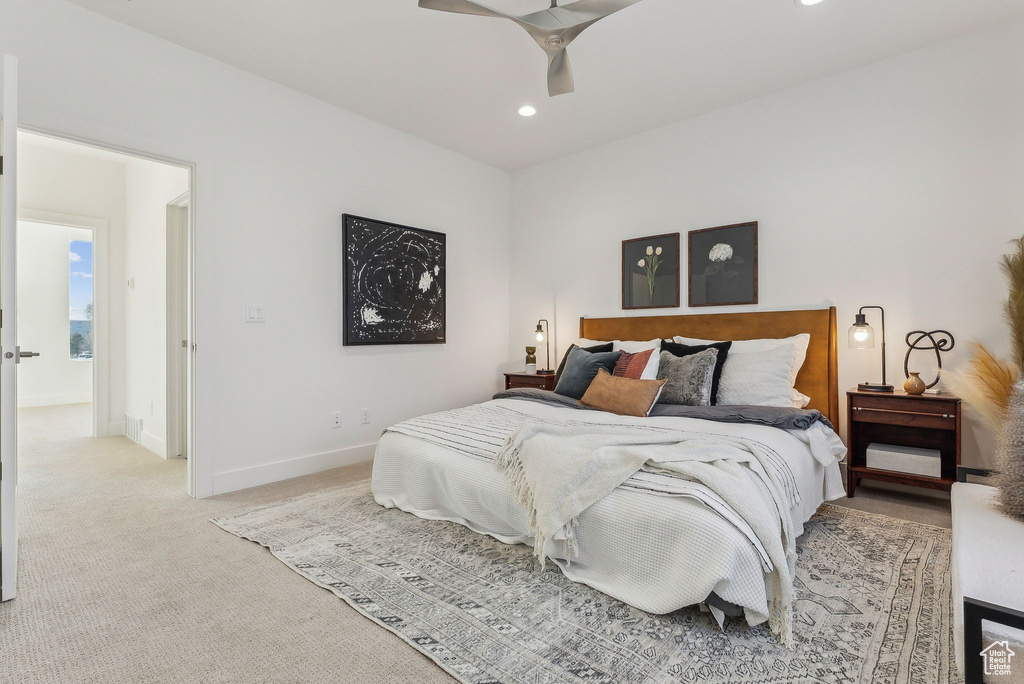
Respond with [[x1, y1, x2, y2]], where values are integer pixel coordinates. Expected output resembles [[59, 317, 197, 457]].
[[69, 239, 93, 360]]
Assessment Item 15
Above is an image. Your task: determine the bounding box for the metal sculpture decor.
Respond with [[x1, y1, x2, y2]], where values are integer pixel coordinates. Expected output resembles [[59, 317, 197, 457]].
[[418, 0, 645, 96], [903, 330, 955, 389]]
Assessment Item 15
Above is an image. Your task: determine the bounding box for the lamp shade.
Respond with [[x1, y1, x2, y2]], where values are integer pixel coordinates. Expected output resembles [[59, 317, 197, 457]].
[[535, 323, 545, 342], [848, 313, 875, 349]]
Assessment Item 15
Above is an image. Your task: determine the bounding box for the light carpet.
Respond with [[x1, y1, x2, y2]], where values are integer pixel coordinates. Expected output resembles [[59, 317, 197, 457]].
[[0, 404, 450, 683], [215, 480, 961, 684]]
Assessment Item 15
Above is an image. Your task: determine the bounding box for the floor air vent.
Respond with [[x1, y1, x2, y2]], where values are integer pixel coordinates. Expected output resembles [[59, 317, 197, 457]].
[[125, 414, 143, 443]]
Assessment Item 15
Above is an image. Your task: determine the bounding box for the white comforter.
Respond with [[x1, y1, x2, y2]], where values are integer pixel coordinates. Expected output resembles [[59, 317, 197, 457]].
[[371, 398, 846, 630]]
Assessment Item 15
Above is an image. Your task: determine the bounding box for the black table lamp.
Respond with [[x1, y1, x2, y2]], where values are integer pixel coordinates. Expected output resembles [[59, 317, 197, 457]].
[[849, 305, 894, 392], [535, 319, 553, 374]]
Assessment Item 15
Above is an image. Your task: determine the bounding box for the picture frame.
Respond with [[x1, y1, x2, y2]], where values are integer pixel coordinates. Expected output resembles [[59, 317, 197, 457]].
[[688, 221, 758, 307], [343, 214, 446, 346], [621, 233, 680, 310]]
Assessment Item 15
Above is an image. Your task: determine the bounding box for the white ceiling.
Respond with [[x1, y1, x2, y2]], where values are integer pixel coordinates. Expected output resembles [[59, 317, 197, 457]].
[[66, 0, 1023, 171]]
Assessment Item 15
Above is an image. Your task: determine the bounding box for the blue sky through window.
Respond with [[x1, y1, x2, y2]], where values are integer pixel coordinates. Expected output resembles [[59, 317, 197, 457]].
[[69, 239, 93, 359], [69, 239, 93, 321]]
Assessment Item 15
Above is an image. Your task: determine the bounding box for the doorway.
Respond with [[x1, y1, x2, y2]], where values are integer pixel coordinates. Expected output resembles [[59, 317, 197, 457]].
[[15, 130, 193, 485], [15, 218, 99, 438]]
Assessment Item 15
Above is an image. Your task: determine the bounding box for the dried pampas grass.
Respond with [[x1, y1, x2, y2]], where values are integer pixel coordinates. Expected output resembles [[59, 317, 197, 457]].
[[945, 237, 1024, 434], [944, 343, 1020, 433], [1002, 236, 1024, 370]]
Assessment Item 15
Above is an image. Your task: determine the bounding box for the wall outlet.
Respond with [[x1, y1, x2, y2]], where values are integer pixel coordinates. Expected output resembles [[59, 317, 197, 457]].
[[332, 411, 342, 429], [361, 408, 371, 425], [246, 304, 265, 323]]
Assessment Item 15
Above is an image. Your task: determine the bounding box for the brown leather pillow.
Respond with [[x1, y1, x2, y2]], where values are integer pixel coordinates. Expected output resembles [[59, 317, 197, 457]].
[[580, 368, 667, 417]]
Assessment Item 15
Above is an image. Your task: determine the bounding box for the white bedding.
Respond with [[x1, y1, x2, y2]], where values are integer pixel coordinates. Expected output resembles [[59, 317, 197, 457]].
[[371, 397, 846, 629]]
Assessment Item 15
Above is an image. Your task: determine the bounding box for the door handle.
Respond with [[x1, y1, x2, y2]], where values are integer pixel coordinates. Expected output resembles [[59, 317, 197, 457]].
[[19, 351, 41, 358]]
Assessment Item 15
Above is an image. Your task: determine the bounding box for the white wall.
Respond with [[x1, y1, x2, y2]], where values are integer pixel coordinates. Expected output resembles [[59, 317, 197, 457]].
[[0, 0, 511, 496], [124, 159, 188, 458], [15, 221, 92, 407], [17, 141, 126, 430], [509, 19, 1024, 469]]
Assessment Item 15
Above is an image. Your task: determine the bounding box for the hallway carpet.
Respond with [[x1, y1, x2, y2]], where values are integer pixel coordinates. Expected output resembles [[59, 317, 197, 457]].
[[0, 404, 450, 683]]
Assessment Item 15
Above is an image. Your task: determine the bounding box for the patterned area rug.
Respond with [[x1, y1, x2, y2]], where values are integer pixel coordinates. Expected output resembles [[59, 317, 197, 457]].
[[212, 481, 961, 684]]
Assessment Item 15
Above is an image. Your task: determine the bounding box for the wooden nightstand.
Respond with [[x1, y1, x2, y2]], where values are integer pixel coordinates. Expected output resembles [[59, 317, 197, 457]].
[[846, 388, 961, 497], [504, 372, 556, 391]]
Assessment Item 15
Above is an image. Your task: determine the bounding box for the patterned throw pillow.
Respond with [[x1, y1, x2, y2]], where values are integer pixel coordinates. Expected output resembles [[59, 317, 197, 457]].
[[612, 349, 660, 380], [580, 369, 667, 417], [656, 349, 718, 406]]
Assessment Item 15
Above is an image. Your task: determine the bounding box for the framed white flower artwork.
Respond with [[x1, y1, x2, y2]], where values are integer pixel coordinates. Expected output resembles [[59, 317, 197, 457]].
[[621, 233, 680, 310], [688, 222, 758, 307]]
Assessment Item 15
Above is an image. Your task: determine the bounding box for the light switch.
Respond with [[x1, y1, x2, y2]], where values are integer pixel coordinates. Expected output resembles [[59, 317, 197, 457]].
[[246, 304, 265, 323]]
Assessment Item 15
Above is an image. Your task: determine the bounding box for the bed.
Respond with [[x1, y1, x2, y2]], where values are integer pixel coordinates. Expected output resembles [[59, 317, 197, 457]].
[[372, 308, 844, 641]]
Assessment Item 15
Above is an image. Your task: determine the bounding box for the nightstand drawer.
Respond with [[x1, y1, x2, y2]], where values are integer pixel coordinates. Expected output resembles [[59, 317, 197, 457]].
[[850, 400, 958, 430], [851, 394, 957, 415], [504, 372, 556, 391], [511, 375, 549, 388]]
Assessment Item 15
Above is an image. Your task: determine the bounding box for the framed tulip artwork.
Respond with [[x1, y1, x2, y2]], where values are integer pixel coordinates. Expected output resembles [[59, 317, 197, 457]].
[[687, 221, 758, 307], [621, 233, 680, 310]]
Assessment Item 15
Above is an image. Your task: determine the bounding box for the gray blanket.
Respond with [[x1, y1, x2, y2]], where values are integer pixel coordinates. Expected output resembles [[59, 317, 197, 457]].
[[492, 387, 833, 431]]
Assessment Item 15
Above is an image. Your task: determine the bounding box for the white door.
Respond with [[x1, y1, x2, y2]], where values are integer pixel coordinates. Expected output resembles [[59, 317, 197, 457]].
[[0, 54, 19, 601]]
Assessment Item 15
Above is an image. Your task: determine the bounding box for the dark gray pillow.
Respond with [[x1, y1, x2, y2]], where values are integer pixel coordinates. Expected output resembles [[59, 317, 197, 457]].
[[657, 349, 718, 406], [554, 342, 614, 386], [553, 347, 621, 400]]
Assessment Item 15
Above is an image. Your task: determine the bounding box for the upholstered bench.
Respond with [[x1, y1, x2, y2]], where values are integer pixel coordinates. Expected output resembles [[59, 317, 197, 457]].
[[951, 474, 1024, 683]]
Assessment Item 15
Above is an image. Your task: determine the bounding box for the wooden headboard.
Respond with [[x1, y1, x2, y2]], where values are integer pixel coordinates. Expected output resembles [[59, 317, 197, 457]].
[[580, 307, 839, 425]]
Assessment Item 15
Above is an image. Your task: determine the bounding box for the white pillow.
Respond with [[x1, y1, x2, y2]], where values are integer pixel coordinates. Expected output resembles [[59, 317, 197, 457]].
[[673, 333, 811, 407], [717, 344, 800, 408], [577, 338, 661, 353]]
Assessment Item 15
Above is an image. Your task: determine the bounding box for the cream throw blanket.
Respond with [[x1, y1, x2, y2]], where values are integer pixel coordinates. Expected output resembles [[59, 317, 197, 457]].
[[495, 421, 797, 648]]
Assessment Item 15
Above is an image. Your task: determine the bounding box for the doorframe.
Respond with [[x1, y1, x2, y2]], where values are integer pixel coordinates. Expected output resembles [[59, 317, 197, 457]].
[[17, 125, 201, 498], [165, 192, 188, 462], [15, 210, 108, 436]]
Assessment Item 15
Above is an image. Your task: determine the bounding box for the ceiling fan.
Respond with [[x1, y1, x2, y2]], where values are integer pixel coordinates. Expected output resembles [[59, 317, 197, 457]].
[[418, 0, 645, 97]]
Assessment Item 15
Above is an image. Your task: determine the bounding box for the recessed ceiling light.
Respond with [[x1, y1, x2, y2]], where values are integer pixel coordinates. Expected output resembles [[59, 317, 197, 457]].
[[517, 105, 537, 117], [797, 0, 826, 5]]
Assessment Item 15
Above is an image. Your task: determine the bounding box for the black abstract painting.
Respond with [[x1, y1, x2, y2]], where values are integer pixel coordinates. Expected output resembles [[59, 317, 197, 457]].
[[343, 214, 446, 345]]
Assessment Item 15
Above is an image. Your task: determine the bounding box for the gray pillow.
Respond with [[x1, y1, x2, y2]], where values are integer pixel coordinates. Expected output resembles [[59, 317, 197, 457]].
[[553, 347, 621, 400], [657, 349, 718, 406]]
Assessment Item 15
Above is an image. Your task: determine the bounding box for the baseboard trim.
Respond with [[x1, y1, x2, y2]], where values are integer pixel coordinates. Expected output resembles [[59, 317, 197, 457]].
[[17, 393, 93, 408], [140, 430, 166, 459], [211, 442, 377, 496]]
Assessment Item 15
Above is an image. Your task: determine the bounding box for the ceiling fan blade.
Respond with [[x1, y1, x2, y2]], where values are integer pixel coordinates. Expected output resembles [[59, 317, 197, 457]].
[[550, 0, 645, 23], [418, 0, 506, 19], [547, 49, 574, 97], [528, 0, 645, 48]]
